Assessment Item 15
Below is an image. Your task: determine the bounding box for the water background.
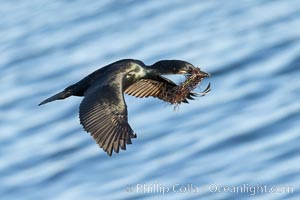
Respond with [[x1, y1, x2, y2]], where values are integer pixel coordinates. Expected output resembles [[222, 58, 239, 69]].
[[1, 0, 300, 199]]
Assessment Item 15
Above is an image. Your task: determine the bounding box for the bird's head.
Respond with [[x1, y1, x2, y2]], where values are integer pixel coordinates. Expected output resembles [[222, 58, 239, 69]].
[[151, 60, 210, 78]]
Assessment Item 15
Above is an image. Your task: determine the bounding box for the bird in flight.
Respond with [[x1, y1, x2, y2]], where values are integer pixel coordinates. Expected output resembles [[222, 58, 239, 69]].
[[39, 59, 210, 156]]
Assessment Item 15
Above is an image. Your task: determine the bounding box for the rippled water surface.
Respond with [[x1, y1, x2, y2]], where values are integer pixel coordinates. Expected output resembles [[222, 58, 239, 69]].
[[1, 1, 300, 199]]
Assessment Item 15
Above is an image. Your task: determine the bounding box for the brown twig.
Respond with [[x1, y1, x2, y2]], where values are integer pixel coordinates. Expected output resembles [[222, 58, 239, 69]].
[[165, 67, 210, 107]]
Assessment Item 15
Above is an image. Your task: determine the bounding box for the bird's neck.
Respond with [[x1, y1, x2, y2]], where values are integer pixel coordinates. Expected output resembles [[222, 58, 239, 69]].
[[148, 60, 178, 75], [147, 66, 172, 75]]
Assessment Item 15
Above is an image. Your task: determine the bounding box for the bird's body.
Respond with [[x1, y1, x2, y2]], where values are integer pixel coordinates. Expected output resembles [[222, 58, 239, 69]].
[[39, 59, 210, 156]]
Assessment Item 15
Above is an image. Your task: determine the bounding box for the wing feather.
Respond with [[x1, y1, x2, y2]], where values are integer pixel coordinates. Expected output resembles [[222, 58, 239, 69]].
[[79, 74, 136, 156], [124, 76, 195, 103]]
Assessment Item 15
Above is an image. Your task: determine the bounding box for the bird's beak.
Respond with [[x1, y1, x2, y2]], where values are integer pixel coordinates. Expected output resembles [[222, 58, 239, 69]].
[[198, 70, 210, 78], [179, 66, 210, 78]]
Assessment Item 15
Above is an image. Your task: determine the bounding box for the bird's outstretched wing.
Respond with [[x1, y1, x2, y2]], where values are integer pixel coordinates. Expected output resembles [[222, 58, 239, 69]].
[[79, 75, 136, 156], [124, 76, 195, 103]]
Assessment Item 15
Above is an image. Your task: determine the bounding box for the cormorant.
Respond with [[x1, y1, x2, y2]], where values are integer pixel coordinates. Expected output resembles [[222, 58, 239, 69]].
[[39, 59, 210, 156]]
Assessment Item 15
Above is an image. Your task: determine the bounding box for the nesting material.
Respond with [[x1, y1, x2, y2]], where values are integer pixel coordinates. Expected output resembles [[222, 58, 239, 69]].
[[165, 67, 211, 106]]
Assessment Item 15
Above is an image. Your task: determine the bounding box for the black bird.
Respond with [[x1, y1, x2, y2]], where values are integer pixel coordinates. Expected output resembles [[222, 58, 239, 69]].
[[39, 59, 210, 156]]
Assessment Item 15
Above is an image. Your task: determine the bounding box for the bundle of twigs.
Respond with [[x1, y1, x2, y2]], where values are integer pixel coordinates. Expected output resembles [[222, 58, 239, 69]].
[[166, 67, 211, 106]]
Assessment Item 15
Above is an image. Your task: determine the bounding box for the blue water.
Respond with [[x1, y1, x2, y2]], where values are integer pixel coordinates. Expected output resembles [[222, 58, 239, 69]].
[[1, 1, 300, 199]]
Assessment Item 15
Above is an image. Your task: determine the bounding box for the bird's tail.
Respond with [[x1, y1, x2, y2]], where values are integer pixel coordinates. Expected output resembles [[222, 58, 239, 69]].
[[39, 89, 72, 106]]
